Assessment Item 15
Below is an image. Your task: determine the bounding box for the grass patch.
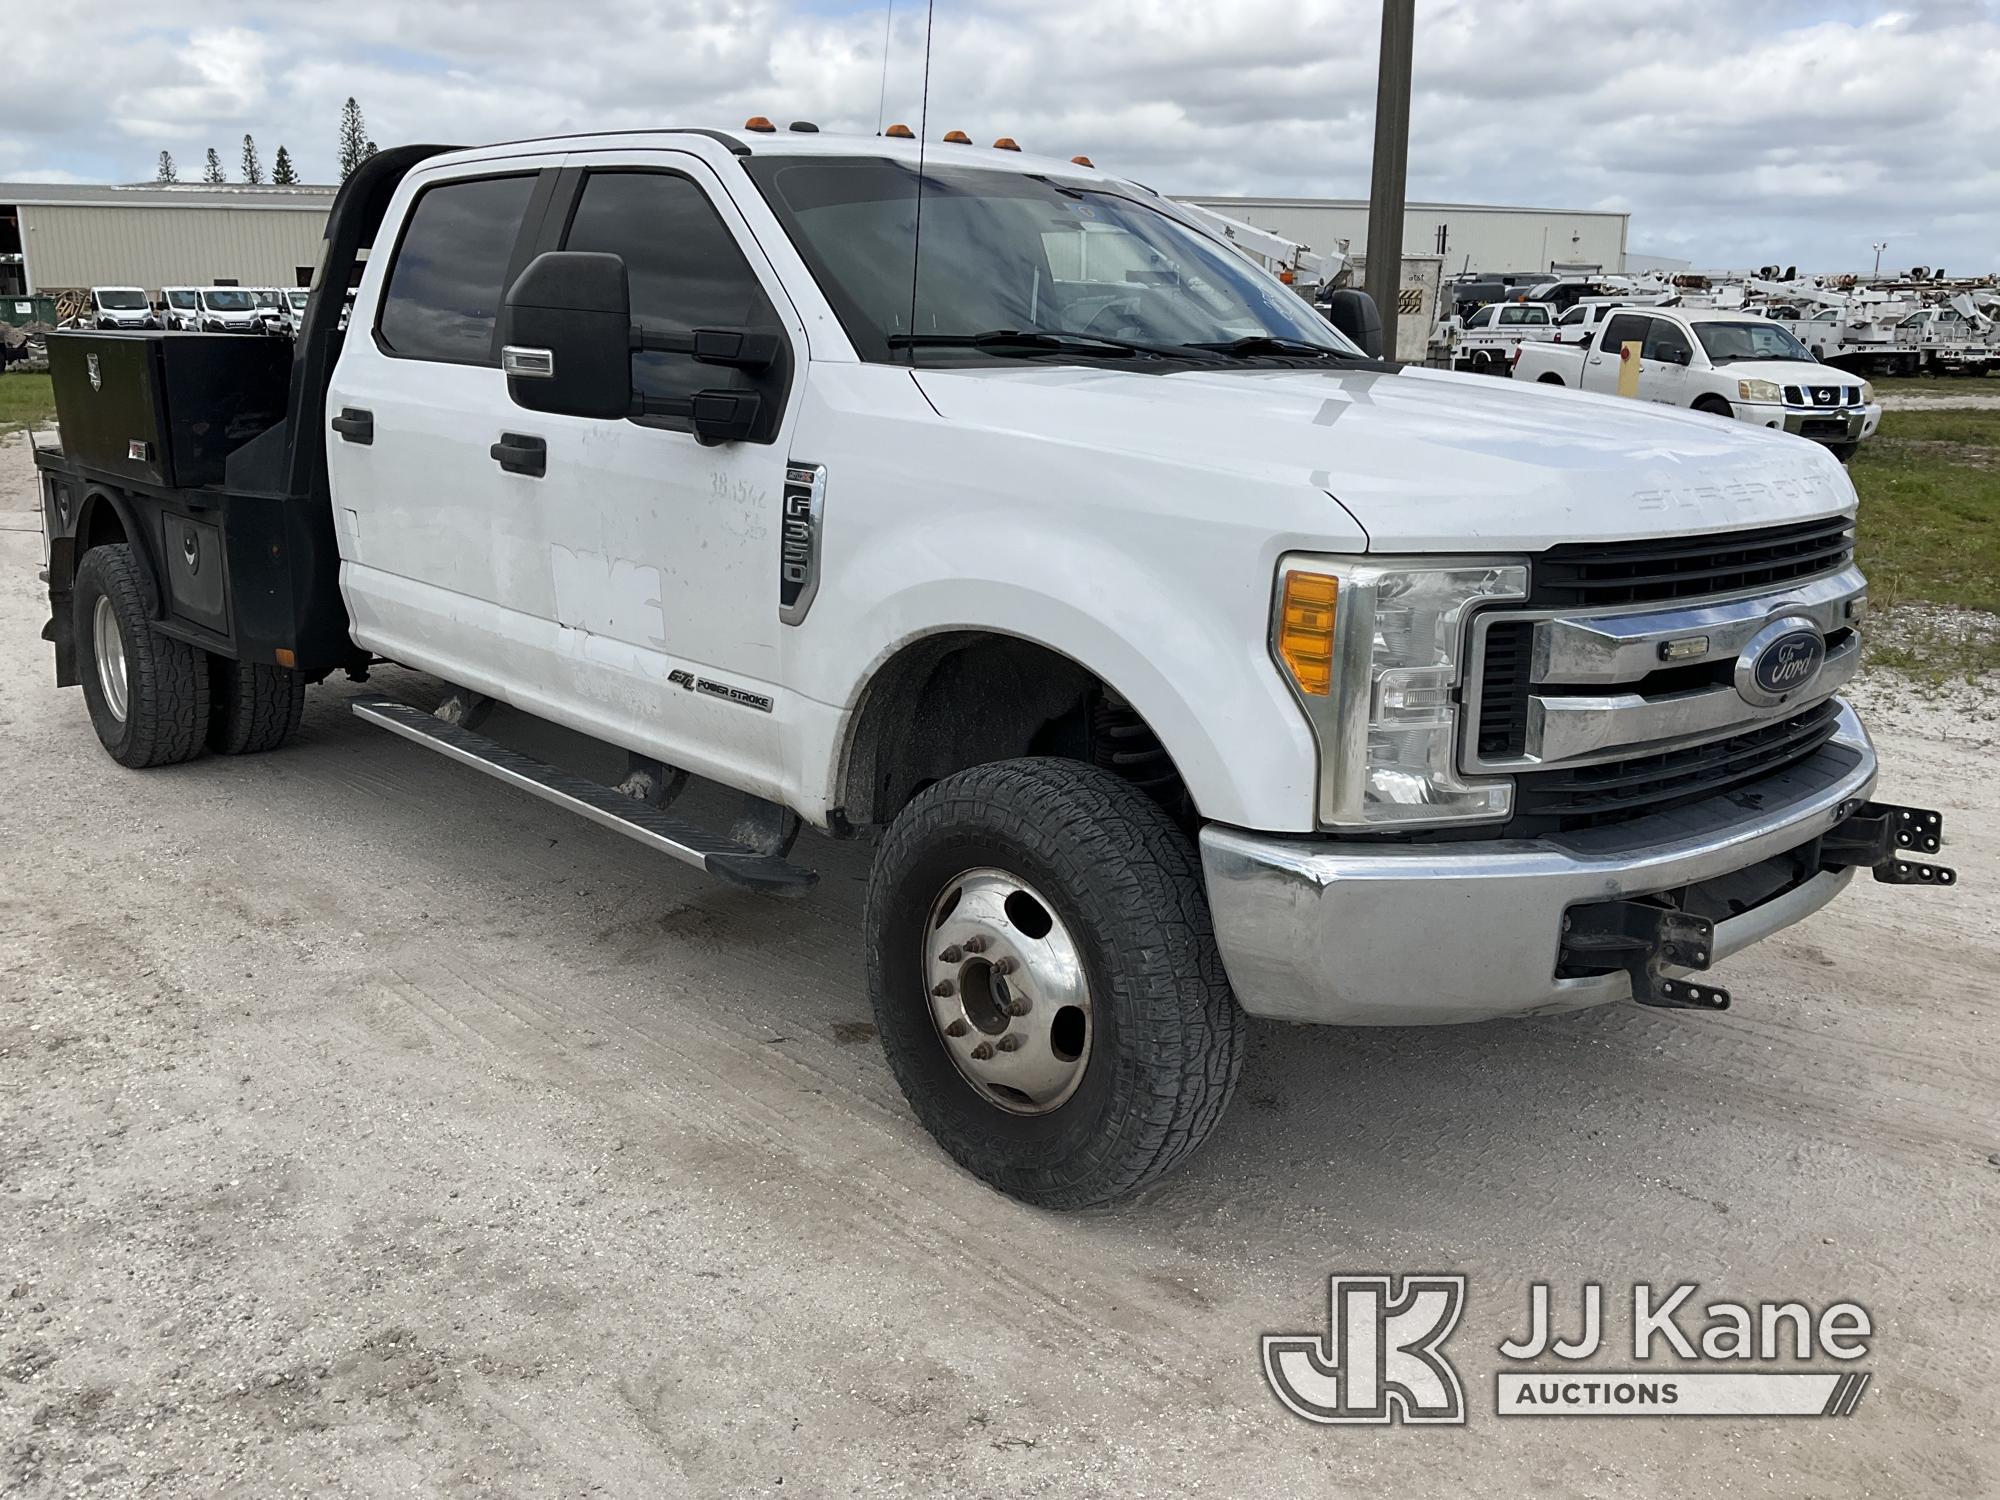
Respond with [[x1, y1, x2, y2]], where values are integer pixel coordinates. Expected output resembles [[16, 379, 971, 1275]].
[[1868, 371, 1998, 399], [0, 371, 56, 435], [1851, 409, 2000, 679]]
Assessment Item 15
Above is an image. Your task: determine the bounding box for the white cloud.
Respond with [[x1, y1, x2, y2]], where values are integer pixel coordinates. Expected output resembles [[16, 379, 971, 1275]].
[[0, 0, 1992, 273]]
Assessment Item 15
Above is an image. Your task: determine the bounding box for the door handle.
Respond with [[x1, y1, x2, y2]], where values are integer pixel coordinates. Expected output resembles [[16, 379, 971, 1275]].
[[331, 407, 373, 444], [490, 433, 547, 478]]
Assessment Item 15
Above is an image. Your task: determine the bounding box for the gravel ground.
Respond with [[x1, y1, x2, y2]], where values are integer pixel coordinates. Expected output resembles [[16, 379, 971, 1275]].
[[2, 431, 1996, 1497]]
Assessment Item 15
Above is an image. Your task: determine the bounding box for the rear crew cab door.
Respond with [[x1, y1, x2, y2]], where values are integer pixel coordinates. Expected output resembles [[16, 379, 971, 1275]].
[[1585, 312, 1652, 396], [324, 150, 568, 693]]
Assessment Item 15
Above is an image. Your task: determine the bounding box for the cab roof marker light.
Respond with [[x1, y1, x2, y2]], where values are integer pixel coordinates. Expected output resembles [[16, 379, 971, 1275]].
[[1070, 155, 1095, 167], [743, 116, 777, 134], [993, 137, 1022, 151], [943, 130, 972, 144], [885, 123, 916, 139]]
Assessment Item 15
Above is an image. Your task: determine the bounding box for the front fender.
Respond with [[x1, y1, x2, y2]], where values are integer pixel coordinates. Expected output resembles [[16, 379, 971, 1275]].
[[805, 530, 1321, 834]]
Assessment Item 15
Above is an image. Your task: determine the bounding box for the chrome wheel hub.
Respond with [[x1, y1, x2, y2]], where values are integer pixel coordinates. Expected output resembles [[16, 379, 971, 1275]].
[[922, 869, 1093, 1115], [93, 595, 129, 723]]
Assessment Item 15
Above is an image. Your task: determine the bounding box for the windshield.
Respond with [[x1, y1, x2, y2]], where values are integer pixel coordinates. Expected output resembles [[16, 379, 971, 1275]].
[[287, 290, 309, 309], [1693, 321, 1814, 364], [201, 289, 255, 312], [167, 290, 197, 308], [96, 289, 146, 310], [745, 157, 1357, 364], [251, 290, 281, 308]]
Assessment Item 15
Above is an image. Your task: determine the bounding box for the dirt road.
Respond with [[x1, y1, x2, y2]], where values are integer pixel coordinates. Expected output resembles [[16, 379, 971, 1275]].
[[2, 432, 1995, 1498]]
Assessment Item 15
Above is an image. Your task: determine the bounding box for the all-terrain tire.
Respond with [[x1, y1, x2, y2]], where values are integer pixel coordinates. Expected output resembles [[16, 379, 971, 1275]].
[[865, 758, 1247, 1209], [1692, 394, 1735, 419], [207, 656, 306, 754], [73, 544, 210, 768]]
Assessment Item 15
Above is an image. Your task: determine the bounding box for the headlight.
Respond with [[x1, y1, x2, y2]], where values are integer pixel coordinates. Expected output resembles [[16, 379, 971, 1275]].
[[1860, 381, 1874, 404], [1737, 379, 1783, 403], [1272, 557, 1527, 829]]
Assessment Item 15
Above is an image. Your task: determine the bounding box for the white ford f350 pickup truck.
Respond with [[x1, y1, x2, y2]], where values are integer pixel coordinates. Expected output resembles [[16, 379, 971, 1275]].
[[30, 127, 1954, 1207], [1515, 306, 1883, 461]]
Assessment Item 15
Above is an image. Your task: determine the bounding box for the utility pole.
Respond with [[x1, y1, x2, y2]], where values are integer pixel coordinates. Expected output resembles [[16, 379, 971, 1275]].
[[1364, 0, 1416, 356]]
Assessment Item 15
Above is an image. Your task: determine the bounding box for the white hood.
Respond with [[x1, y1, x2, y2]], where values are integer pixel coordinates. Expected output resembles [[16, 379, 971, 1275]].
[[911, 362, 1857, 553], [1723, 359, 1862, 389]]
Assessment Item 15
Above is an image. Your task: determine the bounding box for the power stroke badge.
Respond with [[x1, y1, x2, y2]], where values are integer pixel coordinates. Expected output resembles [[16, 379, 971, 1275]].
[[1264, 1276, 1872, 1423]]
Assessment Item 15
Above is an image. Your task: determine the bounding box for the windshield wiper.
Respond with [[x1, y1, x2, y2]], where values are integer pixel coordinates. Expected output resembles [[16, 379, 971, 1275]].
[[1182, 334, 1362, 360], [887, 330, 1206, 361]]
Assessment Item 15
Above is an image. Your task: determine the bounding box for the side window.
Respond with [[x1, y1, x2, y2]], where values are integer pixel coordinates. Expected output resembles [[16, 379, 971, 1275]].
[[1558, 306, 1584, 326], [560, 170, 783, 416], [1465, 305, 1494, 328], [377, 174, 538, 364], [1602, 313, 1651, 352], [1641, 319, 1692, 361]]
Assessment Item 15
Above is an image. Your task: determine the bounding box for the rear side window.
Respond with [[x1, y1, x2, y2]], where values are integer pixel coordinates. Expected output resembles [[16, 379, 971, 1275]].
[[1602, 312, 1651, 351], [559, 170, 782, 413], [377, 174, 538, 364], [1499, 305, 1548, 325], [1465, 306, 1495, 328]]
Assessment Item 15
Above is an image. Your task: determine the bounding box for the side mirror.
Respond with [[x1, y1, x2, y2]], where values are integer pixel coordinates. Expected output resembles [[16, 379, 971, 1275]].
[[500, 251, 635, 420], [1322, 288, 1385, 359], [1661, 344, 1693, 366], [499, 250, 780, 441]]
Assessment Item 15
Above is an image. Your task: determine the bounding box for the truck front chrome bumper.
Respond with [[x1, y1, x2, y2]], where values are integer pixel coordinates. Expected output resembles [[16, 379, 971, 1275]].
[[1201, 701, 1881, 1026]]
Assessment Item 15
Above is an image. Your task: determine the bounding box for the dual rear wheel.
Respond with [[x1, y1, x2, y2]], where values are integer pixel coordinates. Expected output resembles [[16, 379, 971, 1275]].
[[73, 544, 304, 767]]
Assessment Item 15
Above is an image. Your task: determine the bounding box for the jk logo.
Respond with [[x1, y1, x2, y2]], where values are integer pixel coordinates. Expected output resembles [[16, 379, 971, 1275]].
[[1263, 1274, 1467, 1425]]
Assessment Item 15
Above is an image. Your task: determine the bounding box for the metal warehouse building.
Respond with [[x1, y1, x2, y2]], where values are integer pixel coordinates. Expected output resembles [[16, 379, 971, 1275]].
[[1177, 196, 1631, 275], [0, 182, 334, 301]]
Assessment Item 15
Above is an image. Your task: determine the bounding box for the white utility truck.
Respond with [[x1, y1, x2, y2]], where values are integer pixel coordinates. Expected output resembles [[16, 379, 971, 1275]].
[[1515, 306, 1882, 461], [30, 128, 1951, 1207], [1450, 298, 1557, 372]]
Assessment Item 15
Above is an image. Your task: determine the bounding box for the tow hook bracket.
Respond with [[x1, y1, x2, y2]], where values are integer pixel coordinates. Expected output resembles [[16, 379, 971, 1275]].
[[1561, 900, 1731, 1012], [1821, 801, 1955, 888]]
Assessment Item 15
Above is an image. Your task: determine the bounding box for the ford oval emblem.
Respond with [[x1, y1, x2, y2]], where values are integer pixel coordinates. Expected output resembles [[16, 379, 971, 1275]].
[[1736, 617, 1825, 707]]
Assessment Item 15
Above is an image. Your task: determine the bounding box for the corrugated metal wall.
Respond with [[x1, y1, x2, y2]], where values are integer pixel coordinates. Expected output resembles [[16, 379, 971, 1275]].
[[20, 204, 329, 292]]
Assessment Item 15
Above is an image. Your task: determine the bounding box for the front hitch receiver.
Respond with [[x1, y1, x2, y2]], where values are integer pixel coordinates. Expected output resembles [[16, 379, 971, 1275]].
[[1820, 801, 1955, 888], [1560, 900, 1731, 1011]]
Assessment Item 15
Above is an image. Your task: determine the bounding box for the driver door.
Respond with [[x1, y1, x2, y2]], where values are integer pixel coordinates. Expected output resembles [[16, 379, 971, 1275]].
[[1636, 317, 1695, 405]]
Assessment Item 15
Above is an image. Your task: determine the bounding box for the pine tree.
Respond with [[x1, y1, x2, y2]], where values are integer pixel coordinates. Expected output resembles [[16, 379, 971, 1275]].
[[203, 147, 225, 184], [240, 134, 263, 184], [337, 98, 368, 182], [155, 150, 177, 184], [271, 146, 297, 185], [363, 139, 378, 160]]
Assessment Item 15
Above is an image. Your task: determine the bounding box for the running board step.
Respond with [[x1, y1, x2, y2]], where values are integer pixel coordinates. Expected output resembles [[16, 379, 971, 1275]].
[[350, 696, 816, 896]]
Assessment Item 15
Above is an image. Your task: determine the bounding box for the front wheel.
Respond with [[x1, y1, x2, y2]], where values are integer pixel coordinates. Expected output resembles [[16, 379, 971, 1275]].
[[865, 759, 1246, 1209]]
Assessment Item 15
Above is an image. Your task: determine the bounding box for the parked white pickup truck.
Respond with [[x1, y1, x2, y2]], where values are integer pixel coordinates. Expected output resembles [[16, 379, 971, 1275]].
[[1451, 298, 1557, 372], [1515, 307, 1882, 460], [31, 127, 1951, 1207]]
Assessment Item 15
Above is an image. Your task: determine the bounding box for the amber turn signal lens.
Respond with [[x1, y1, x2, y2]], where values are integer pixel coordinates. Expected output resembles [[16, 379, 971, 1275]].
[[885, 123, 916, 139], [743, 116, 777, 133], [1278, 572, 1338, 696]]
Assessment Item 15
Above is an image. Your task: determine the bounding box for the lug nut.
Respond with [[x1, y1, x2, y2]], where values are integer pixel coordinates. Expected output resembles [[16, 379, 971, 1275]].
[[944, 1019, 969, 1038], [1006, 995, 1032, 1016], [939, 945, 963, 964], [932, 980, 956, 998], [991, 956, 1018, 975], [970, 1041, 995, 1060], [962, 935, 989, 954], [996, 1034, 1025, 1053]]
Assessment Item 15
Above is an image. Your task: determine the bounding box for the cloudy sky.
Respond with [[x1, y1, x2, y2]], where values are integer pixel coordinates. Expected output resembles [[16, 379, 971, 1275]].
[[2, 0, 1994, 274]]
